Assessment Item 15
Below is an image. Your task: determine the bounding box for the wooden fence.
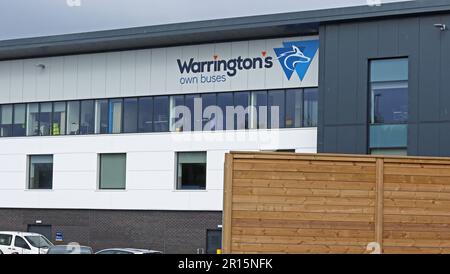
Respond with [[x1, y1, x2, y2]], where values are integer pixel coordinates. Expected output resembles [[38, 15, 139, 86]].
[[222, 152, 450, 254]]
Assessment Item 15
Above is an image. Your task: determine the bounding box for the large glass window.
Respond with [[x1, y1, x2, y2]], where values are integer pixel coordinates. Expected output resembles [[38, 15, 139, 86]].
[[27, 103, 39, 136], [123, 98, 138, 133], [251, 91, 268, 129], [233, 92, 250, 130], [95, 99, 108, 134], [268, 90, 285, 129], [185, 94, 200, 131], [170, 95, 185, 132], [138, 97, 153, 132], [371, 83, 408, 124], [369, 58, 408, 155], [176, 152, 206, 190], [202, 93, 217, 131], [0, 88, 318, 138], [303, 88, 318, 127], [285, 89, 302, 128], [28, 155, 53, 190], [39, 102, 52, 136], [52, 102, 66, 136], [154, 96, 169, 132], [217, 93, 233, 131], [67, 101, 80, 135], [0, 105, 13, 137], [13, 104, 26, 136], [109, 99, 123, 134], [80, 100, 95, 134], [99, 153, 126, 190]]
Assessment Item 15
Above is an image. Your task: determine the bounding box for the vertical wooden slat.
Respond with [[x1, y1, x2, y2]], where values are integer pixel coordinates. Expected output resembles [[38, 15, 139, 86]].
[[222, 153, 234, 254], [375, 158, 384, 253]]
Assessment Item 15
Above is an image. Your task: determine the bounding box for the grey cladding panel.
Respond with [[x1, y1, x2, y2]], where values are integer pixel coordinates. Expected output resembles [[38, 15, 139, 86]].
[[336, 23, 359, 125], [323, 24, 340, 126], [319, 12, 450, 156], [417, 123, 440, 156], [439, 15, 450, 122], [377, 19, 399, 57], [418, 15, 442, 123]]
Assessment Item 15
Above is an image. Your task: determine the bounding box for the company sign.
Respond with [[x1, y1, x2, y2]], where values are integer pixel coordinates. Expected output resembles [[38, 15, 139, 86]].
[[169, 36, 318, 91]]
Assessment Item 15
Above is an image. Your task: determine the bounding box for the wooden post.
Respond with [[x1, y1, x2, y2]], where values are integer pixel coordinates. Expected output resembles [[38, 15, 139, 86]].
[[375, 158, 384, 253], [222, 153, 234, 254]]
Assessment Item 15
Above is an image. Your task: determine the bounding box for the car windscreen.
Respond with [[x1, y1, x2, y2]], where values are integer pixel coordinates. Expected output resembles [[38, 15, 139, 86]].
[[25, 236, 53, 248]]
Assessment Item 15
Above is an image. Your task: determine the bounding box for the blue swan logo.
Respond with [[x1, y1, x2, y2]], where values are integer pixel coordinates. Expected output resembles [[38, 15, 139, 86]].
[[274, 40, 319, 81]]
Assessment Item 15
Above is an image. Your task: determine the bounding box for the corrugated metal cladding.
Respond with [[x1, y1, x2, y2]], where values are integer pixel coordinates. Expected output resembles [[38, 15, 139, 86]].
[[318, 12, 450, 157]]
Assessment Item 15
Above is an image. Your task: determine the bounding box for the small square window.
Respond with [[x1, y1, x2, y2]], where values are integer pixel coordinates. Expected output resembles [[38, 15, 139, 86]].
[[176, 152, 207, 190], [99, 154, 126, 190], [28, 155, 53, 190]]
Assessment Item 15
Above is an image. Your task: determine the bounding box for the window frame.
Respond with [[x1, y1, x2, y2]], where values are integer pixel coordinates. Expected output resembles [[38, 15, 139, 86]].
[[368, 57, 409, 154], [27, 154, 54, 190], [98, 153, 127, 190], [14, 236, 31, 250], [175, 151, 207, 191]]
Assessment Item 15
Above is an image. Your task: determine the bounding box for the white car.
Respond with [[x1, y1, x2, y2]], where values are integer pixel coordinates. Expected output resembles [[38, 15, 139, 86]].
[[0, 231, 53, 254]]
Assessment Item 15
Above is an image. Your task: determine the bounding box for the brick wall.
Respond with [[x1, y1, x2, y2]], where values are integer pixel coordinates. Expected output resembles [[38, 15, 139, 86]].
[[0, 208, 222, 254]]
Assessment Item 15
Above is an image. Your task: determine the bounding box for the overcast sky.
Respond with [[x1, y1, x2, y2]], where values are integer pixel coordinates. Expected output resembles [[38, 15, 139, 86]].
[[0, 0, 414, 41]]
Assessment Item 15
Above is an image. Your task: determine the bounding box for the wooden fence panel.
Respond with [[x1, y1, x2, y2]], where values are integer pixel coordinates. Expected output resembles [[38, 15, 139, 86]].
[[223, 152, 450, 254]]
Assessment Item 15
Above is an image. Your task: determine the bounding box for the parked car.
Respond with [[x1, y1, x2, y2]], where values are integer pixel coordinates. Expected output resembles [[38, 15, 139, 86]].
[[96, 248, 162, 254], [47, 245, 93, 254], [0, 231, 53, 254]]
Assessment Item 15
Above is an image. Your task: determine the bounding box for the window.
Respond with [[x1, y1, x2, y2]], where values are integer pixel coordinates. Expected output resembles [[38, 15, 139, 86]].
[[303, 88, 318, 127], [14, 237, 30, 250], [154, 96, 169, 132], [202, 93, 217, 131], [176, 152, 206, 190], [123, 98, 138, 133], [251, 91, 268, 129], [52, 102, 66, 136], [268, 90, 285, 129], [233, 92, 250, 130], [185, 94, 200, 131], [80, 100, 95, 134], [217, 93, 233, 131], [28, 155, 53, 190], [27, 103, 39, 136], [0, 104, 13, 137], [39, 102, 52, 136], [285, 89, 302, 128], [138, 97, 153, 132], [170, 95, 185, 132], [0, 88, 319, 138], [0, 234, 12, 246], [67, 101, 80, 135], [369, 58, 408, 155], [13, 104, 26, 137], [95, 99, 109, 134], [109, 99, 123, 134], [99, 154, 126, 190]]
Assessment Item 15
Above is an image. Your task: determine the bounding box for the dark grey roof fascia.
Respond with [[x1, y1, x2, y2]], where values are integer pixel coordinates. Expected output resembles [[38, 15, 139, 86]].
[[0, 0, 449, 60]]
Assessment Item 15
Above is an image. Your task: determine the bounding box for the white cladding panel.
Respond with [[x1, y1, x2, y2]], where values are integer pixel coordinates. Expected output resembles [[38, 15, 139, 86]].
[[0, 129, 317, 210], [0, 36, 318, 104]]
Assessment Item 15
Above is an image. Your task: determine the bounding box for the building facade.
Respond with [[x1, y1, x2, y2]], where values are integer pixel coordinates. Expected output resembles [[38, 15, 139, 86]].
[[0, 0, 449, 253]]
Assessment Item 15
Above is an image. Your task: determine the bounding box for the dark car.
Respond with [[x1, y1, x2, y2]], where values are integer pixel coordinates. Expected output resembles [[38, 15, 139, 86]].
[[96, 248, 162, 254], [47, 245, 93, 254]]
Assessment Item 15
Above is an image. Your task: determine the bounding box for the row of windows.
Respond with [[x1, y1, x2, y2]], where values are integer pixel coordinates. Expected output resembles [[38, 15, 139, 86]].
[[0, 88, 318, 137], [28, 152, 207, 191]]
